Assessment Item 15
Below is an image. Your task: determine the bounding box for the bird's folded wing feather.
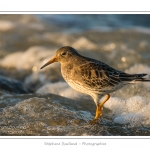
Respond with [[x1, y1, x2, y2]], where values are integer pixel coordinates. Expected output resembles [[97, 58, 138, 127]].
[[79, 62, 127, 90]]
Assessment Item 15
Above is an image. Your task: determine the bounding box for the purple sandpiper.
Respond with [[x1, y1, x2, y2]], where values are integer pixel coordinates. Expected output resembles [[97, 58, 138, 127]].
[[41, 46, 150, 123]]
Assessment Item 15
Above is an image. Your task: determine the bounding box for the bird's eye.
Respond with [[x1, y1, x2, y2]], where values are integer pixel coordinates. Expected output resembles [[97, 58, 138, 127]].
[[61, 51, 67, 56]]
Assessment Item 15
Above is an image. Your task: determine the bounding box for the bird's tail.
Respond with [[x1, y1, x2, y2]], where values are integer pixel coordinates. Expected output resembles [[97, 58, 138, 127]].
[[134, 78, 150, 82], [119, 73, 150, 83]]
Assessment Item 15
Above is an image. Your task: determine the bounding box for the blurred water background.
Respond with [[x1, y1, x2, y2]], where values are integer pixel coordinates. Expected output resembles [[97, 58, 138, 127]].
[[0, 14, 150, 136]]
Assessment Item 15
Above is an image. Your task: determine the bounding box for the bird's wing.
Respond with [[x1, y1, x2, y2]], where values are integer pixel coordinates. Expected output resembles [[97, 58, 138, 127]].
[[79, 62, 124, 91], [79, 61, 148, 93]]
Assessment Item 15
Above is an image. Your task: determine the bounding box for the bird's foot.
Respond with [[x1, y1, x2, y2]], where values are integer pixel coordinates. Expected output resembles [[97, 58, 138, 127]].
[[89, 117, 102, 125], [89, 94, 110, 125], [88, 106, 103, 125], [89, 119, 98, 125]]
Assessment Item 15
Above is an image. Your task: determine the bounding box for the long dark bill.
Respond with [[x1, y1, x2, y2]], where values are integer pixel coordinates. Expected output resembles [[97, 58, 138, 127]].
[[40, 56, 57, 69]]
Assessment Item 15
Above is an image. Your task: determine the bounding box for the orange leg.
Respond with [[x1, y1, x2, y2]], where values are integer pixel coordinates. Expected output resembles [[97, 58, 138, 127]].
[[90, 94, 110, 124]]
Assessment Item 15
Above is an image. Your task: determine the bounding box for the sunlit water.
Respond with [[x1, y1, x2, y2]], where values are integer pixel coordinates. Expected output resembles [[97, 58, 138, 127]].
[[0, 14, 150, 136]]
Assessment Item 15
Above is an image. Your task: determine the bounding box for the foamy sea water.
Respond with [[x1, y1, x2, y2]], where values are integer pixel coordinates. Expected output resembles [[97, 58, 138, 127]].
[[0, 14, 150, 136]]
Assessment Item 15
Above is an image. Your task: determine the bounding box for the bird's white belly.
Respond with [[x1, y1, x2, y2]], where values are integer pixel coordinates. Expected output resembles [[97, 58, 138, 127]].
[[67, 80, 88, 94]]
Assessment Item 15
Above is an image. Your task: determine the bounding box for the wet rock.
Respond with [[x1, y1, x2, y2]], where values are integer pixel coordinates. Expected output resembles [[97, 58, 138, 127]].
[[0, 94, 93, 135], [0, 93, 149, 136], [0, 75, 27, 94]]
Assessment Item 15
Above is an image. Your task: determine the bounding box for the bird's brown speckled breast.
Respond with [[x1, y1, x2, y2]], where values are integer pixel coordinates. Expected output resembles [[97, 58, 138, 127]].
[[61, 63, 73, 81], [61, 63, 101, 96]]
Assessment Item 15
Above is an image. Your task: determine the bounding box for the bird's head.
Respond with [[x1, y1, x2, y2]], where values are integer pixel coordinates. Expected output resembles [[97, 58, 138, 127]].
[[40, 46, 79, 69]]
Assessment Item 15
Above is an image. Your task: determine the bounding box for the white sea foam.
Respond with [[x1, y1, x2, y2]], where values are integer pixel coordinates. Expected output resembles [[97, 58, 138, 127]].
[[125, 64, 150, 76], [0, 46, 56, 71], [104, 96, 150, 126], [125, 64, 150, 87], [24, 72, 49, 89], [43, 33, 74, 46], [0, 52, 23, 68], [134, 27, 150, 34], [36, 81, 88, 99], [72, 37, 98, 50], [0, 20, 15, 31]]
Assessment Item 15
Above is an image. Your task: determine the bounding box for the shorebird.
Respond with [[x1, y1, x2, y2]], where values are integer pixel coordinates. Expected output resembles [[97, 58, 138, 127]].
[[41, 46, 150, 123]]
